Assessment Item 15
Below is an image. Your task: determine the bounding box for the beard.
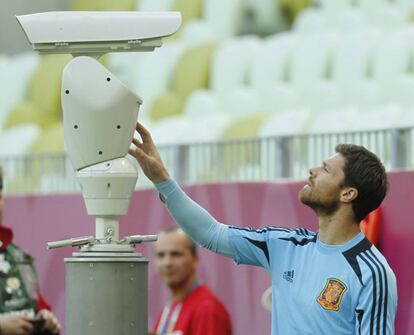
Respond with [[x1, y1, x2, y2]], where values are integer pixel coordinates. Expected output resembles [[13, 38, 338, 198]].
[[299, 187, 339, 215]]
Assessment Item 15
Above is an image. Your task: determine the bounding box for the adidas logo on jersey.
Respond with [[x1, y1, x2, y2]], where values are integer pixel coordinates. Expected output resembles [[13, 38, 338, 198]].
[[283, 270, 295, 283]]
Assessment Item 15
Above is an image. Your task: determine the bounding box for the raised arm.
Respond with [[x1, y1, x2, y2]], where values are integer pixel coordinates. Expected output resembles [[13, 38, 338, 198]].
[[129, 122, 235, 258]]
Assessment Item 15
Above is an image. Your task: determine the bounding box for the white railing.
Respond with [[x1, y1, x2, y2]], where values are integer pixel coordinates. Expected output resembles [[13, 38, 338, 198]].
[[1, 127, 412, 195]]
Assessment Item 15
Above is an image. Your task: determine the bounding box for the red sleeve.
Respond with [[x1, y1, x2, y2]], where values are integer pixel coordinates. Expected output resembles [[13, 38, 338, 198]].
[[189, 301, 232, 335], [152, 312, 162, 333], [36, 293, 51, 311]]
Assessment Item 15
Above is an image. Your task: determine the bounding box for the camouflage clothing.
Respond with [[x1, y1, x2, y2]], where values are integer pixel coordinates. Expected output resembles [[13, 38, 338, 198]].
[[0, 225, 49, 316]]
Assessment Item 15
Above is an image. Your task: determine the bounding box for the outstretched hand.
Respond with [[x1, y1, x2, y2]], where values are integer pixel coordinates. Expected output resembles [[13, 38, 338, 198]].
[[129, 122, 170, 184]]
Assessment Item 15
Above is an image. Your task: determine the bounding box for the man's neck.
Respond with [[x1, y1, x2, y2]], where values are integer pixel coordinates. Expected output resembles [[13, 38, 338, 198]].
[[317, 207, 360, 245], [170, 274, 197, 301]]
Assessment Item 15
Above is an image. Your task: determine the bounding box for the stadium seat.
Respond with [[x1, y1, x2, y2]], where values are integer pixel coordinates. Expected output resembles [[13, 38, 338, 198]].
[[260, 108, 312, 137], [31, 123, 64, 153], [394, 0, 414, 14], [180, 21, 216, 48], [342, 79, 381, 109], [307, 107, 358, 134], [289, 32, 338, 91], [0, 124, 41, 158], [210, 36, 261, 92], [351, 105, 405, 132], [293, 8, 328, 33], [183, 89, 222, 118], [136, 0, 174, 11], [331, 30, 380, 89], [297, 80, 342, 113], [220, 87, 261, 118], [203, 0, 245, 38], [372, 30, 414, 88], [386, 75, 414, 107], [332, 8, 369, 32], [250, 32, 298, 91], [361, 2, 407, 28], [259, 84, 298, 115], [0, 53, 40, 130], [316, 0, 354, 13]]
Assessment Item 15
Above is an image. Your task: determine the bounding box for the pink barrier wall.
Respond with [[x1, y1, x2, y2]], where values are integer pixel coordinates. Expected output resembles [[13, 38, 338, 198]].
[[3, 171, 414, 334]]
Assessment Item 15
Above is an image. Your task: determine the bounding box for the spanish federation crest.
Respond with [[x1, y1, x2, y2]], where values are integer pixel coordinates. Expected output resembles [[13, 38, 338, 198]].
[[317, 278, 347, 311]]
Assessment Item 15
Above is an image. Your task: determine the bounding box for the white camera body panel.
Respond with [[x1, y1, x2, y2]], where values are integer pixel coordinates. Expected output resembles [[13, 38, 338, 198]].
[[76, 158, 138, 216], [16, 11, 181, 55], [62, 56, 141, 170]]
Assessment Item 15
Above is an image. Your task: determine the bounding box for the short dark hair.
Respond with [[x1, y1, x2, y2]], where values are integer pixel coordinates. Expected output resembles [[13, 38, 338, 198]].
[[336, 144, 388, 222], [159, 226, 198, 256]]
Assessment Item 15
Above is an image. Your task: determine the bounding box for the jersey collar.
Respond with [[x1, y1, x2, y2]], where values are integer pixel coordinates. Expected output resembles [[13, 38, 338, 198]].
[[316, 231, 365, 254]]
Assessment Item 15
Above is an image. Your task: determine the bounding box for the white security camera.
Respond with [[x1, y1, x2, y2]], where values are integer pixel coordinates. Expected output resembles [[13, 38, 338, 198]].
[[16, 11, 181, 56], [18, 11, 182, 335], [15, 11, 182, 241]]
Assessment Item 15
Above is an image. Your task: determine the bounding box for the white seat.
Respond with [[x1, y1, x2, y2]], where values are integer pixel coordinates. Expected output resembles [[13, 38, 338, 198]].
[[250, 32, 298, 91], [260, 108, 313, 137], [342, 79, 382, 109], [331, 30, 380, 89], [396, 108, 414, 128], [0, 53, 40, 130], [136, 0, 174, 11], [334, 8, 369, 32], [203, 0, 245, 38], [393, 0, 414, 13], [0, 124, 41, 158], [220, 87, 261, 118], [387, 76, 414, 107], [372, 30, 414, 88], [361, 3, 408, 28], [293, 8, 328, 33], [352, 105, 405, 131], [316, 0, 354, 13], [298, 80, 342, 113], [184, 87, 261, 119], [210, 36, 262, 92], [259, 84, 299, 114], [180, 20, 216, 48], [289, 33, 339, 91], [183, 89, 222, 118], [307, 107, 359, 134], [358, 0, 390, 12]]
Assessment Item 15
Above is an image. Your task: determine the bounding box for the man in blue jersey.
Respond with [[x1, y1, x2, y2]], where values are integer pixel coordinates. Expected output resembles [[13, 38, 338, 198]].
[[129, 123, 397, 335]]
